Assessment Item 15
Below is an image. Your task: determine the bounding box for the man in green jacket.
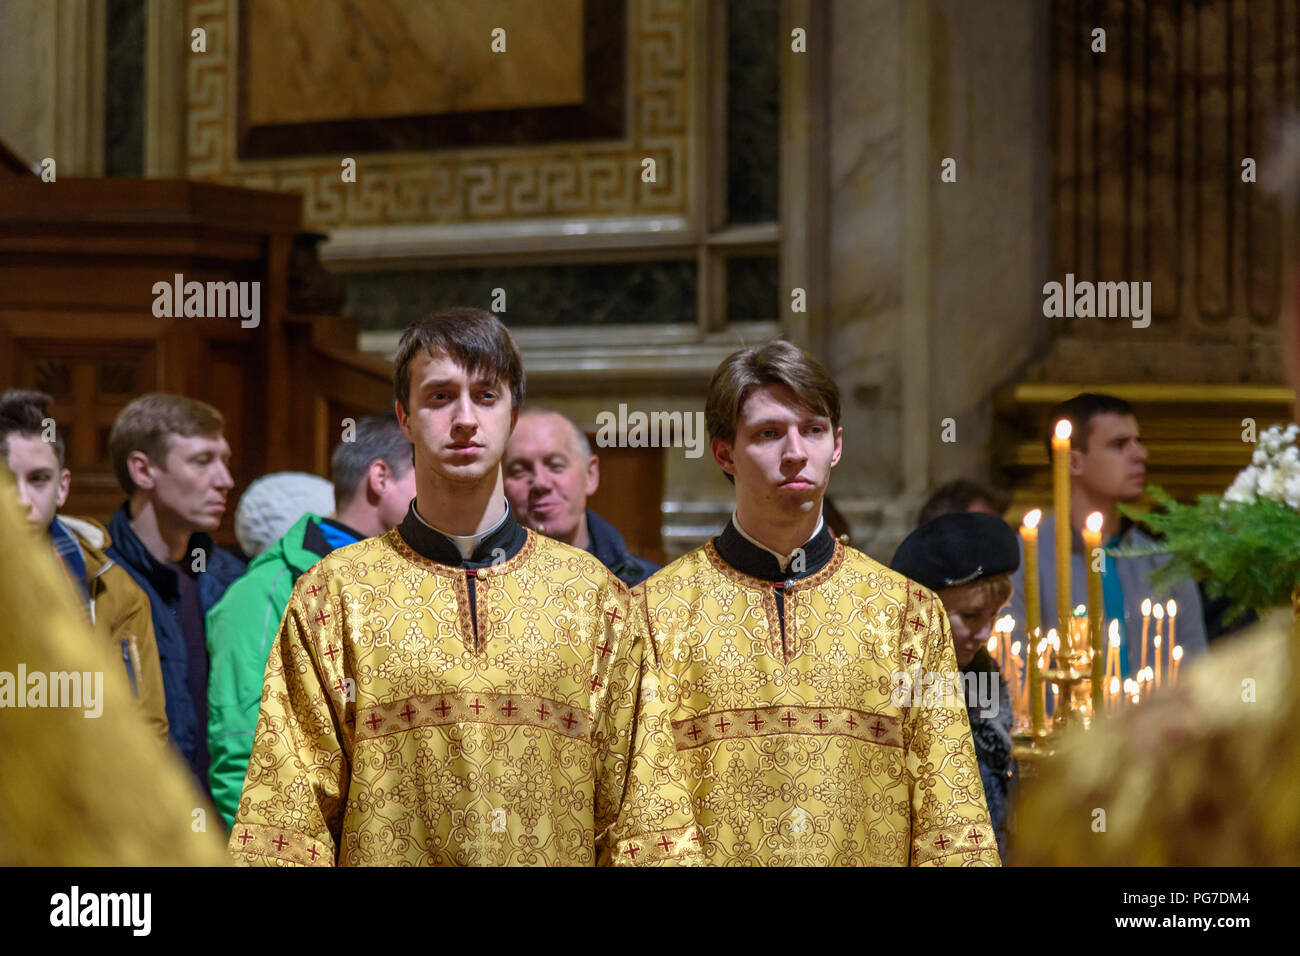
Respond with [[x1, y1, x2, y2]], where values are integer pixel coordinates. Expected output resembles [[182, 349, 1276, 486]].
[[206, 415, 415, 829]]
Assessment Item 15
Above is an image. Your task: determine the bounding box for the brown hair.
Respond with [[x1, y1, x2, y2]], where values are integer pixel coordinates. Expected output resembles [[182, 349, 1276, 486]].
[[393, 308, 525, 415], [0, 390, 65, 469], [705, 339, 841, 445], [937, 573, 1015, 619], [109, 393, 225, 494]]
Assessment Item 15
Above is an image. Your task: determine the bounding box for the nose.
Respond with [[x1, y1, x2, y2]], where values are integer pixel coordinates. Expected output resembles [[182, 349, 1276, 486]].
[[1134, 441, 1149, 463], [16, 482, 33, 510], [214, 461, 234, 492], [451, 395, 478, 434], [782, 428, 808, 465]]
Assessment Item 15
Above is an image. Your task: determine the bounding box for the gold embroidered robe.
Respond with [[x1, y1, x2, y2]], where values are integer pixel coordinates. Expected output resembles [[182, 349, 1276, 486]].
[[622, 538, 1000, 866], [227, 524, 699, 866]]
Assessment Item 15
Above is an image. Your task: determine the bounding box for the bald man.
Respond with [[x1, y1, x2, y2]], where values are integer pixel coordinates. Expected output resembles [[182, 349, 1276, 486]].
[[504, 409, 660, 586]]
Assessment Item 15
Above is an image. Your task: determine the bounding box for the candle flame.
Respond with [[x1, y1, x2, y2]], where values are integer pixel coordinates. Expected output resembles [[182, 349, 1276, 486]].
[[1141, 598, 1152, 615], [1109, 677, 1120, 693], [1011, 641, 1021, 655], [1123, 678, 1138, 693], [1022, 508, 1042, 530], [1166, 599, 1177, 617], [1085, 511, 1103, 533], [1054, 419, 1073, 441], [1108, 619, 1120, 641], [988, 634, 997, 652], [1152, 603, 1164, 620], [1172, 645, 1183, 661], [1153, 634, 1162, 647]]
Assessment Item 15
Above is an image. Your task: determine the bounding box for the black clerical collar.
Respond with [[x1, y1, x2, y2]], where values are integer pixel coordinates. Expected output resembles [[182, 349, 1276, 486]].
[[713, 517, 836, 582], [397, 499, 526, 568]]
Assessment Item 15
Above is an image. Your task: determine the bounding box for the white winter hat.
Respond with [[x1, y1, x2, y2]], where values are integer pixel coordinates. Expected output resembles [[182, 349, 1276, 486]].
[[234, 471, 335, 558]]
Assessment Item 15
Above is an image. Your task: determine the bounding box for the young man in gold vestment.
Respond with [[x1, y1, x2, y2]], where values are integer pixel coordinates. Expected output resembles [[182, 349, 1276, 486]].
[[619, 341, 1000, 865], [228, 309, 700, 865]]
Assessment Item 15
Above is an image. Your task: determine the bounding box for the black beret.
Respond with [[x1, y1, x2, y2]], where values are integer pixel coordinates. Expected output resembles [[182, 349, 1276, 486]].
[[889, 512, 1020, 593]]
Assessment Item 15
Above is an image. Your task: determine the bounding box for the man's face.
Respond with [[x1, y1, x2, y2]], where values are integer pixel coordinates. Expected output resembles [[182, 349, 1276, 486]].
[[134, 433, 234, 532], [939, 585, 1003, 669], [3, 434, 69, 534], [1074, 413, 1148, 503], [503, 413, 598, 543], [713, 384, 842, 523], [396, 350, 516, 488]]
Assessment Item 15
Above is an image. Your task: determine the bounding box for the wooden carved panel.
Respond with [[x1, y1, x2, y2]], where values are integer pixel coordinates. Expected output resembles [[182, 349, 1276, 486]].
[[1053, 0, 1300, 334]]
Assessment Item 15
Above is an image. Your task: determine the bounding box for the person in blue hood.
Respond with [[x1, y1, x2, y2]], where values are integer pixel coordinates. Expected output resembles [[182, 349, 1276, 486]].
[[504, 408, 660, 586]]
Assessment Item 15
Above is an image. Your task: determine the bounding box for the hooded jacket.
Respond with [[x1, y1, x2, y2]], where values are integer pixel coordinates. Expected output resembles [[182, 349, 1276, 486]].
[[55, 515, 170, 750], [106, 504, 246, 784], [205, 512, 362, 828]]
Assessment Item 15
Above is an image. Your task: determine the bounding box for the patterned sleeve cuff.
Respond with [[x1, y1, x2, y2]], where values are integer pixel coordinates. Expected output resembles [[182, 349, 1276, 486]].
[[912, 822, 1000, 866], [611, 825, 706, 866], [227, 822, 335, 867]]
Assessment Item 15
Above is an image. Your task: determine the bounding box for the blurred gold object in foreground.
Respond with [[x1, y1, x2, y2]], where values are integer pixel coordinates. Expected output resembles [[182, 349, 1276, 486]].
[[0, 471, 228, 865]]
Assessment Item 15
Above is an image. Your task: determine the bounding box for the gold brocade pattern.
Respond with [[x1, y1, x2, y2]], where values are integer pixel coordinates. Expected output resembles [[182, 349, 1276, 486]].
[[228, 528, 700, 866], [622, 541, 1000, 867]]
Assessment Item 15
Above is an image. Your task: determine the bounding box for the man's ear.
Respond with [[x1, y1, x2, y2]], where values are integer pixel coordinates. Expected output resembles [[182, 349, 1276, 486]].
[[1069, 447, 1085, 476], [56, 468, 71, 509], [394, 400, 413, 442], [584, 455, 600, 497], [126, 450, 156, 491], [830, 425, 843, 468], [711, 436, 736, 476]]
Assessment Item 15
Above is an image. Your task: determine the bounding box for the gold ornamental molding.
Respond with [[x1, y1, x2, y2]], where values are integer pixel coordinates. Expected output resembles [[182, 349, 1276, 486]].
[[186, 0, 691, 232]]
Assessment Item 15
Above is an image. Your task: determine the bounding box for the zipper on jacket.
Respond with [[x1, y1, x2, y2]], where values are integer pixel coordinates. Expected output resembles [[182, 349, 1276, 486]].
[[120, 638, 139, 697]]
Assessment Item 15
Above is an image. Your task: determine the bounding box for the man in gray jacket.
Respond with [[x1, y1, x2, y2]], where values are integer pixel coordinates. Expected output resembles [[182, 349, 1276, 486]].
[[1006, 393, 1207, 694]]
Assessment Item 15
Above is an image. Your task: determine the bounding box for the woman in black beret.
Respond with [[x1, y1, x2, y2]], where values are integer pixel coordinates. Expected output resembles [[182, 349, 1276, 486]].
[[891, 511, 1020, 861]]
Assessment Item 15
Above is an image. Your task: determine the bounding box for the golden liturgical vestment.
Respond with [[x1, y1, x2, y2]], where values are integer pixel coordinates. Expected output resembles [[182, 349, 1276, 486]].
[[229, 503, 701, 866], [623, 521, 1000, 866]]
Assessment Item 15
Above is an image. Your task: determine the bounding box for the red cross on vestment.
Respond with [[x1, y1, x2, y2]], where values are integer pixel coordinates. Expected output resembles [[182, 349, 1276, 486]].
[[324, 644, 340, 663], [273, 833, 289, 851], [606, 607, 622, 624], [935, 834, 951, 850], [237, 829, 252, 846], [364, 712, 382, 732], [813, 712, 828, 729], [469, 698, 485, 714], [714, 715, 731, 733], [314, 610, 331, 627], [562, 712, 578, 730], [597, 641, 613, 658], [657, 835, 673, 853], [400, 703, 416, 723], [747, 713, 763, 731], [435, 699, 451, 718], [871, 719, 887, 738], [500, 699, 517, 717], [307, 584, 322, 598], [536, 703, 551, 721], [626, 843, 639, 861], [781, 711, 797, 727]]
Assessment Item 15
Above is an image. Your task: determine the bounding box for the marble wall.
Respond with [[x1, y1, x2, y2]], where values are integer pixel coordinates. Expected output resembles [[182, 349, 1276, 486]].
[[824, 0, 1051, 560], [0, 0, 57, 169]]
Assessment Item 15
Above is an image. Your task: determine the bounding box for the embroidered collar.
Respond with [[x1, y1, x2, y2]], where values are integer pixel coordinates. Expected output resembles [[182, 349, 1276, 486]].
[[713, 513, 835, 582], [398, 498, 525, 568]]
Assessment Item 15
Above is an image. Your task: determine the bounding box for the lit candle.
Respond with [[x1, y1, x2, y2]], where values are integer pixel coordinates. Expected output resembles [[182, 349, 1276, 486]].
[[1172, 644, 1183, 685], [1140, 598, 1151, 673], [1124, 678, 1139, 708], [1083, 512, 1104, 715], [1051, 420, 1074, 665], [1106, 620, 1121, 699], [1166, 599, 1177, 678], [1010, 641, 1024, 719], [1109, 676, 1120, 713], [1152, 602, 1164, 688], [1020, 509, 1044, 734]]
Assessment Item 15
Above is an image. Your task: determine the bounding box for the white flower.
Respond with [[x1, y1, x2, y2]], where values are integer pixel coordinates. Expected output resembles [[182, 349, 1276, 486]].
[[1286, 474, 1300, 511], [1253, 449, 1269, 467], [1224, 468, 1258, 504], [1258, 466, 1287, 503]]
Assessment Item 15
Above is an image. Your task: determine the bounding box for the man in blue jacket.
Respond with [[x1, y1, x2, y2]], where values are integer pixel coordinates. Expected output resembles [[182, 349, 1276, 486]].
[[105, 394, 246, 797], [503, 407, 660, 586]]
